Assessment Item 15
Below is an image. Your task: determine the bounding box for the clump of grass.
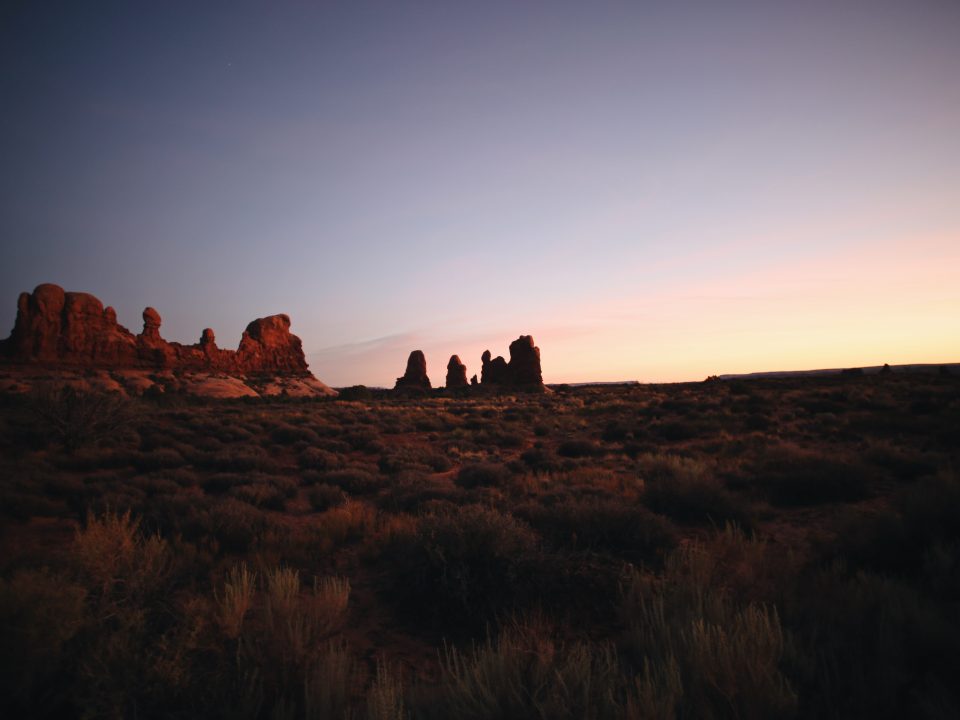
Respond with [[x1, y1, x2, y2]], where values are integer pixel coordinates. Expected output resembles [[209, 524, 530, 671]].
[[620, 542, 798, 719], [421, 621, 625, 720], [304, 642, 358, 720], [73, 508, 172, 603], [365, 660, 406, 720], [232, 565, 353, 717], [216, 562, 256, 640]]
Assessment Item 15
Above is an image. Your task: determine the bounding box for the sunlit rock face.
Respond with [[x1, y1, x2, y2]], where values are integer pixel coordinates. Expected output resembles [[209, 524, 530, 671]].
[[0, 283, 336, 397], [5, 284, 139, 365], [395, 349, 431, 392]]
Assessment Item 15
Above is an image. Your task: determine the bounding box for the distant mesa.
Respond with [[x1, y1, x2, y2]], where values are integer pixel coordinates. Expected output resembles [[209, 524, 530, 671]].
[[0, 283, 336, 398], [394, 350, 431, 392], [445, 355, 468, 389]]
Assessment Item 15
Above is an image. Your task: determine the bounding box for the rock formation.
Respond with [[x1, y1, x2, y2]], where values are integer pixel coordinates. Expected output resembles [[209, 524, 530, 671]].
[[0, 283, 336, 397], [236, 314, 309, 375], [480, 335, 544, 390], [445, 355, 468, 389], [395, 350, 431, 392], [508, 335, 543, 386], [480, 350, 509, 385]]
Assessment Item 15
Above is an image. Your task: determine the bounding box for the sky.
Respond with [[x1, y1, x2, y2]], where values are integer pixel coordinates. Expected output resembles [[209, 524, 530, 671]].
[[1, 0, 958, 386]]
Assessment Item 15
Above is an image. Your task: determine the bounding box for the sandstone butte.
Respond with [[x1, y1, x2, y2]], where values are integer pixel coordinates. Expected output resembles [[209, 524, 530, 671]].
[[0, 283, 336, 398], [445, 355, 468, 389], [394, 336, 545, 393], [480, 334, 545, 390], [394, 350, 431, 392]]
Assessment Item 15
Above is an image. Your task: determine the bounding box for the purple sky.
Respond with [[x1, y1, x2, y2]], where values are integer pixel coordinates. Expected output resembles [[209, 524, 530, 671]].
[[2, 1, 958, 385]]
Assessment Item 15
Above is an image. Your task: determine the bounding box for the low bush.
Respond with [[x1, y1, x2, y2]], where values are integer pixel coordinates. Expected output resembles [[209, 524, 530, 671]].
[[749, 446, 871, 506], [520, 446, 561, 473], [323, 468, 382, 494], [270, 422, 320, 445], [455, 462, 509, 489], [210, 497, 267, 552], [299, 447, 342, 471], [558, 438, 600, 458], [383, 505, 539, 631], [417, 621, 629, 720], [337, 385, 373, 401], [308, 483, 347, 512], [518, 497, 677, 565], [639, 453, 752, 527]]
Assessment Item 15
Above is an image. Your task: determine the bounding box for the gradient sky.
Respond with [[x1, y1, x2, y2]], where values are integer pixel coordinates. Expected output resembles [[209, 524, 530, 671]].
[[2, 1, 958, 386]]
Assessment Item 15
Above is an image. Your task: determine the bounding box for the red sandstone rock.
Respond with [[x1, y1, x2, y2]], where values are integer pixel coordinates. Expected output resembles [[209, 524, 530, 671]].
[[445, 355, 468, 389], [395, 350, 431, 391], [141, 307, 163, 343], [236, 315, 309, 374], [5, 284, 139, 365], [1, 284, 311, 377]]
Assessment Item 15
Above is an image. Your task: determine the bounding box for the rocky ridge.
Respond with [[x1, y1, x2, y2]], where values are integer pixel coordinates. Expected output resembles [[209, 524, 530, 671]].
[[0, 284, 336, 398]]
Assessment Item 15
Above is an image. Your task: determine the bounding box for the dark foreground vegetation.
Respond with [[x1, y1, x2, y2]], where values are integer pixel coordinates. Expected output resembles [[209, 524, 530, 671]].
[[1, 372, 959, 718]]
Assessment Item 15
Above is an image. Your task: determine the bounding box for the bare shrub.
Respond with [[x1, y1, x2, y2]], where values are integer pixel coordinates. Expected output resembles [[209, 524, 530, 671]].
[[29, 384, 132, 452]]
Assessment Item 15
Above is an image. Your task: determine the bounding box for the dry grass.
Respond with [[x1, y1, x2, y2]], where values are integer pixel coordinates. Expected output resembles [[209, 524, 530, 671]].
[[0, 372, 957, 717]]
